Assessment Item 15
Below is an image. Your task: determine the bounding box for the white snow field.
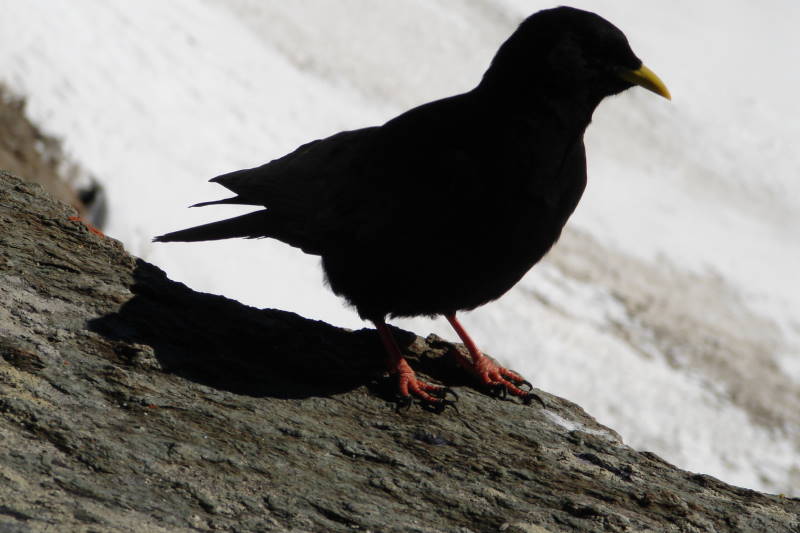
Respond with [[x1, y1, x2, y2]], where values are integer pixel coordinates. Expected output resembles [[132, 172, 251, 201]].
[[1, 1, 798, 494]]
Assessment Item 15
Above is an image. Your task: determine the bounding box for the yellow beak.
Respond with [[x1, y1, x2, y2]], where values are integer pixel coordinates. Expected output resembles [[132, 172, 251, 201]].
[[619, 64, 671, 100]]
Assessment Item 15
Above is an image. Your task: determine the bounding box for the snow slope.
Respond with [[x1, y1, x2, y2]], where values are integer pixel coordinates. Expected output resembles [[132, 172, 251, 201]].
[[1, 0, 798, 494]]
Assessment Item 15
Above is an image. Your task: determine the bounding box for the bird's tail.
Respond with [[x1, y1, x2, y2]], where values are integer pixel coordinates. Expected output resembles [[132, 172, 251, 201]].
[[153, 210, 272, 243]]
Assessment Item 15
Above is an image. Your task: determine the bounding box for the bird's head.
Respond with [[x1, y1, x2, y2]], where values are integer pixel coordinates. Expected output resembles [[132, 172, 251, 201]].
[[480, 6, 670, 114]]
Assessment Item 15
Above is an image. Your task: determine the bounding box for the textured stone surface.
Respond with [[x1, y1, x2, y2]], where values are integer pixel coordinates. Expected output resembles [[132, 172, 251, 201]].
[[0, 86, 82, 213], [1, 171, 798, 532]]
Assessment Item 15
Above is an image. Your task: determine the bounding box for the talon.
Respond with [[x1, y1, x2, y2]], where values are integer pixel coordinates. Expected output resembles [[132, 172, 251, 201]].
[[395, 394, 414, 411], [422, 398, 457, 414], [501, 369, 526, 383], [446, 314, 538, 404], [488, 383, 507, 399], [446, 400, 460, 414], [376, 321, 460, 410], [523, 392, 546, 407], [431, 387, 459, 401]]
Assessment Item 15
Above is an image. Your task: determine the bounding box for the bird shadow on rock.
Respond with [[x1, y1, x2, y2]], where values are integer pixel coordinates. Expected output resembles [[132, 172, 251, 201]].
[[88, 259, 468, 402]]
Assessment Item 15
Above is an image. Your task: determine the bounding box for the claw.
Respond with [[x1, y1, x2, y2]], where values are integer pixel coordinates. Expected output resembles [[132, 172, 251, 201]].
[[522, 391, 546, 407], [393, 382, 459, 413], [394, 394, 414, 411], [445, 314, 538, 406], [433, 387, 459, 401], [394, 394, 458, 414], [488, 383, 508, 399], [422, 398, 458, 414], [377, 321, 460, 412]]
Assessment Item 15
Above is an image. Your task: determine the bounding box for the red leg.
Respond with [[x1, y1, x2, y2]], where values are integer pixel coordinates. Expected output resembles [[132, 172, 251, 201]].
[[446, 313, 540, 403], [68, 216, 105, 238], [375, 321, 452, 407]]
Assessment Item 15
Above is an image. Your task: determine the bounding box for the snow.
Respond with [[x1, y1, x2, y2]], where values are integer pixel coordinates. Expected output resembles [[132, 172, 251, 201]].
[[541, 410, 616, 440], [1, 1, 798, 495]]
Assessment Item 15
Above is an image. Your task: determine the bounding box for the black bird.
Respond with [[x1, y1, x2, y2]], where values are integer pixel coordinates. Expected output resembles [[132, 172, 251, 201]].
[[155, 7, 670, 408]]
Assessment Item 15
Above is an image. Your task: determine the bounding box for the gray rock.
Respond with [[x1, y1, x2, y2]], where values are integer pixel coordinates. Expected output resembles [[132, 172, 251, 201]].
[[0, 170, 798, 532], [0, 85, 105, 227]]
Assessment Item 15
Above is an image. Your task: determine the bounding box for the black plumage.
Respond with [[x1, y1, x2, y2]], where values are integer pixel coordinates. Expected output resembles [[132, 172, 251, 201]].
[[155, 7, 670, 407]]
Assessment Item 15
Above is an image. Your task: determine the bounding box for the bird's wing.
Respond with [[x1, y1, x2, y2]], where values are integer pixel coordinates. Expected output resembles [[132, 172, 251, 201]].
[[208, 95, 585, 255], [212, 128, 376, 209], [210, 127, 388, 253], [209, 96, 492, 253]]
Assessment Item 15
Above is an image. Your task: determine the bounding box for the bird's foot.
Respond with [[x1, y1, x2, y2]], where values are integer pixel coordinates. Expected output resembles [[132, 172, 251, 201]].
[[394, 371, 457, 413], [445, 314, 542, 405], [456, 352, 544, 406], [68, 216, 105, 238], [375, 320, 458, 412]]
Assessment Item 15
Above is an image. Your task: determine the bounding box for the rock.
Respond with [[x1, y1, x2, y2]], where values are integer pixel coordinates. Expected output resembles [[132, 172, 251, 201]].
[[0, 170, 798, 532], [0, 85, 106, 226]]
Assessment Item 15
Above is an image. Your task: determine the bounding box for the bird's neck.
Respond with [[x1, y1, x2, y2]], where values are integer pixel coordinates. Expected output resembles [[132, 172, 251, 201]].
[[472, 81, 597, 135]]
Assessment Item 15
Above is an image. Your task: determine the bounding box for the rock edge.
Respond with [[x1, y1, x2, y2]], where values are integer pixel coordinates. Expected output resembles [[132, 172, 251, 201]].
[[0, 171, 797, 532]]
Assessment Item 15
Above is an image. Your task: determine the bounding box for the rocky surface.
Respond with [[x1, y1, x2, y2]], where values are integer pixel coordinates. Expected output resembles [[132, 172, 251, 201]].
[[0, 170, 798, 532], [0, 85, 104, 225]]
